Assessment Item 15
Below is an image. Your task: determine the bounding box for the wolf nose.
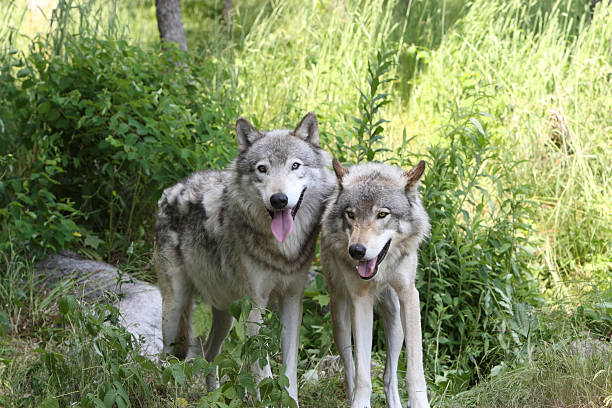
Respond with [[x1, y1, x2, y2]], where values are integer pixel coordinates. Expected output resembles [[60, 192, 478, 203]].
[[349, 244, 366, 260], [270, 193, 288, 209]]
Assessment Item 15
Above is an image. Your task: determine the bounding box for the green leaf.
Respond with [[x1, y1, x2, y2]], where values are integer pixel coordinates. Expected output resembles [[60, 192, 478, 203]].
[[313, 294, 330, 307], [125, 133, 138, 146], [0, 311, 10, 333], [104, 389, 116, 408], [47, 109, 60, 121], [58, 295, 78, 315], [40, 397, 59, 408], [38, 101, 51, 114], [161, 366, 172, 384], [170, 363, 186, 386], [84, 234, 103, 249], [229, 300, 242, 320], [16, 67, 32, 78], [469, 117, 486, 136]]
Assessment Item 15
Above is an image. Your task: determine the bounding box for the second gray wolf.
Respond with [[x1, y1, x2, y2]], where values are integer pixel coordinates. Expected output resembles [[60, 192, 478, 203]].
[[155, 113, 335, 404], [321, 159, 431, 408]]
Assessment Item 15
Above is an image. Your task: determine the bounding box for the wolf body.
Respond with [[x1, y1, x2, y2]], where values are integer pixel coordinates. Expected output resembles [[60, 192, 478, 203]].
[[321, 159, 431, 408], [155, 113, 335, 403]]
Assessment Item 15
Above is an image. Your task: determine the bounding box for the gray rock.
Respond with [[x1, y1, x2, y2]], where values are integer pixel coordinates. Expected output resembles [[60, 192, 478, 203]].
[[36, 251, 163, 357], [569, 335, 611, 360]]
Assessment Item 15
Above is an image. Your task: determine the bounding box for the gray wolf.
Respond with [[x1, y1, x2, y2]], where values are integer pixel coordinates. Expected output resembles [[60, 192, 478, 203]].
[[155, 113, 335, 404], [321, 159, 431, 408]]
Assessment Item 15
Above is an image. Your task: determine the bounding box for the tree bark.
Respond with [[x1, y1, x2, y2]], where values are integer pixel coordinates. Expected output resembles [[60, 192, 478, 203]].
[[155, 0, 188, 51], [223, 0, 233, 20]]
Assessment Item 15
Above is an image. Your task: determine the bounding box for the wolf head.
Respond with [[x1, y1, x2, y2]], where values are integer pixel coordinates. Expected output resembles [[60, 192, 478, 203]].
[[325, 159, 430, 280], [234, 112, 332, 243]]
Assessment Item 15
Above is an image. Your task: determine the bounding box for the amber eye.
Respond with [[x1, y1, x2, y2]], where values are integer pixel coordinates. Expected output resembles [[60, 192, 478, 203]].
[[257, 165, 267, 173], [345, 210, 355, 220], [377, 212, 389, 219], [291, 162, 301, 170]]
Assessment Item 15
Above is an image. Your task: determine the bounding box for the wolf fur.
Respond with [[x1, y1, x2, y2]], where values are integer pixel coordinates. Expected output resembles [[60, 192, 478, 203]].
[[321, 159, 431, 408], [155, 113, 335, 403]]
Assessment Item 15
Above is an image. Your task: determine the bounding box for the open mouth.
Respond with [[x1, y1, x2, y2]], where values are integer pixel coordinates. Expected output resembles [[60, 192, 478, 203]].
[[356, 239, 392, 280], [268, 188, 307, 243]]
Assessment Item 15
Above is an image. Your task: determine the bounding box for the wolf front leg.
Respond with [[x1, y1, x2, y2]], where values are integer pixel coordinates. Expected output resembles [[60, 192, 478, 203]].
[[378, 288, 404, 408], [349, 289, 375, 408], [278, 289, 304, 406], [329, 288, 355, 397], [394, 275, 430, 408]]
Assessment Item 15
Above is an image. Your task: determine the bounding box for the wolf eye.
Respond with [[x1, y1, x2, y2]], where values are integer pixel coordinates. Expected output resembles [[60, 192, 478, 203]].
[[377, 212, 389, 219], [257, 165, 267, 173], [345, 210, 355, 220], [291, 162, 301, 170]]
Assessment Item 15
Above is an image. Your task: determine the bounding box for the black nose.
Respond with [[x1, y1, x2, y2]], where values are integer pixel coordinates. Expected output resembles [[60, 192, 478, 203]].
[[348, 244, 366, 260], [270, 193, 288, 209]]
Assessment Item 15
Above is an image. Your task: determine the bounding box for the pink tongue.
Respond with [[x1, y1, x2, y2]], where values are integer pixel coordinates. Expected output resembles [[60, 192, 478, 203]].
[[357, 257, 378, 278], [270, 209, 294, 242]]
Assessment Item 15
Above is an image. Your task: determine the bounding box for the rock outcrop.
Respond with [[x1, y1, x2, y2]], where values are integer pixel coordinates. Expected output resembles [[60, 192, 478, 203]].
[[36, 251, 163, 357]]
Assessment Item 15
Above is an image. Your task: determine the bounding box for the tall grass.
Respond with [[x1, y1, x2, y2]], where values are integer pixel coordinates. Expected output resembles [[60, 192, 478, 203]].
[[440, 343, 612, 408], [397, 0, 611, 291], [227, 0, 400, 136]]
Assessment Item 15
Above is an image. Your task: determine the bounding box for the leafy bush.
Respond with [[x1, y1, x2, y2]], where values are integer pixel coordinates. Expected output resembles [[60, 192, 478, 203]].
[[394, 101, 541, 391], [0, 36, 237, 256], [340, 50, 394, 162], [203, 297, 297, 407]]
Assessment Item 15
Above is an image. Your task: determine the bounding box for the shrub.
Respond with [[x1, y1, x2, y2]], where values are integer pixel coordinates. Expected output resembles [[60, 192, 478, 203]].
[[393, 98, 541, 391], [0, 36, 238, 256]]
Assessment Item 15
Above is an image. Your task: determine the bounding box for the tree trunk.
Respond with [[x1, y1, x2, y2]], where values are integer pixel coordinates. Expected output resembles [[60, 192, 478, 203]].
[[223, 0, 233, 20], [155, 0, 188, 51]]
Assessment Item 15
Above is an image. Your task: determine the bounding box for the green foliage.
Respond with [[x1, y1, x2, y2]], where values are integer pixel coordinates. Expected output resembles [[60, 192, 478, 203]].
[[0, 35, 237, 256], [342, 50, 394, 162], [206, 297, 297, 407], [0, 283, 159, 407], [0, 258, 298, 407], [406, 99, 541, 390], [398, 0, 612, 284]]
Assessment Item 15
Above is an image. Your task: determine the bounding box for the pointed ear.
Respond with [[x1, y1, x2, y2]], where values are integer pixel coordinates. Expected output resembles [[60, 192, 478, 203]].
[[403, 160, 426, 193], [294, 112, 319, 147], [332, 157, 348, 187], [236, 117, 262, 153]]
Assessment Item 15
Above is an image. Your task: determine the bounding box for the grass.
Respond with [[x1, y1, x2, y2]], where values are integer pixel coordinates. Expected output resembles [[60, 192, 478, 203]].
[[2, 253, 610, 407], [401, 0, 612, 289], [1, 0, 611, 406], [442, 344, 612, 408]]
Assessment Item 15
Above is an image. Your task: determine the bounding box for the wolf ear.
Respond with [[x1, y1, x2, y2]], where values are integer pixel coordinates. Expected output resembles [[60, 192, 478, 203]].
[[236, 117, 262, 153], [294, 112, 320, 147], [332, 157, 348, 187], [403, 160, 426, 193]]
